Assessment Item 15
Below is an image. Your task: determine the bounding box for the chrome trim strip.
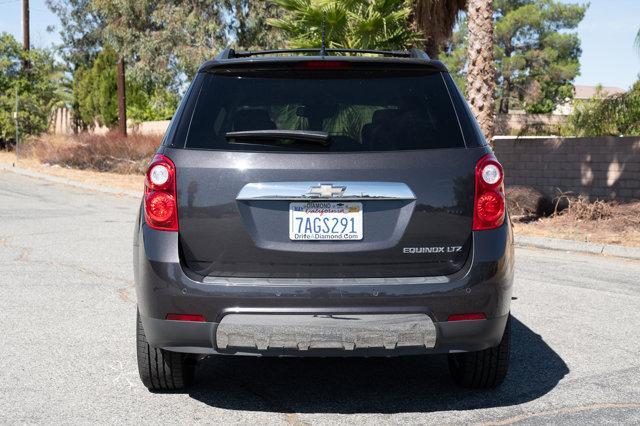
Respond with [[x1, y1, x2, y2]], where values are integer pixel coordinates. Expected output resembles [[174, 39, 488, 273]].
[[236, 182, 416, 201]]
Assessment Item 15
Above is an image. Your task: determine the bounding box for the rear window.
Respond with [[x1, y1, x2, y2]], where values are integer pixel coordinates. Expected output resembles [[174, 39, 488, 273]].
[[181, 68, 465, 152]]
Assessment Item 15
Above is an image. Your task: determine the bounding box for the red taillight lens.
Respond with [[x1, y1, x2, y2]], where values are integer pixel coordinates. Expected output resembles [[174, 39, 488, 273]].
[[146, 192, 176, 223], [165, 313, 206, 322], [447, 313, 486, 321], [473, 154, 506, 231], [144, 154, 178, 231]]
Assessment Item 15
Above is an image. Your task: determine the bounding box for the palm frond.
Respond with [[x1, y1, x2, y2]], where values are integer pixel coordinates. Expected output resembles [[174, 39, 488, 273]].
[[268, 0, 419, 50]]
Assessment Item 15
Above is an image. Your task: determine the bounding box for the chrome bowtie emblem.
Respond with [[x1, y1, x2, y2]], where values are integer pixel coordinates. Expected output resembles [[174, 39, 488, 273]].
[[308, 184, 346, 198]]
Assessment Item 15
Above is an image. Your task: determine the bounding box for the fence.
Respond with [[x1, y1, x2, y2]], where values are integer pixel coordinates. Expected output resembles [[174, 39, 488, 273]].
[[493, 136, 640, 201], [49, 107, 171, 135]]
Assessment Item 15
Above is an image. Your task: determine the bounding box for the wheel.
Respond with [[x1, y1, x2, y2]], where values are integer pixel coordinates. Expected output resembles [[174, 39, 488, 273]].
[[136, 309, 196, 391], [447, 314, 511, 388]]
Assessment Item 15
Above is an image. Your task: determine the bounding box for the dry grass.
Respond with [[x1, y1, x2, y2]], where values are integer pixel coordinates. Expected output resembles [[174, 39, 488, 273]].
[[557, 196, 612, 221], [22, 132, 161, 174], [515, 197, 640, 247]]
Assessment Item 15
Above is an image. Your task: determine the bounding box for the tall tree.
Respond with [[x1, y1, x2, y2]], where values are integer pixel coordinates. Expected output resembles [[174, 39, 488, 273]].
[[494, 0, 585, 113], [46, 0, 104, 71], [73, 46, 178, 128], [445, 0, 586, 115], [92, 0, 227, 87], [466, 0, 495, 139], [269, 0, 419, 50], [413, 0, 466, 58], [225, 1, 286, 50], [47, 0, 105, 131]]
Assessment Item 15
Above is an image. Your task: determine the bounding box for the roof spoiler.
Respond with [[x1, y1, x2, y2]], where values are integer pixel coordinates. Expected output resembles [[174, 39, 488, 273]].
[[216, 47, 430, 60]]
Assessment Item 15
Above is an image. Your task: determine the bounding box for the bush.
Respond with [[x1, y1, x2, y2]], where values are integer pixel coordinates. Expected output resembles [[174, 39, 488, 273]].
[[23, 132, 161, 174], [506, 185, 555, 217], [565, 81, 640, 136], [0, 33, 66, 146]]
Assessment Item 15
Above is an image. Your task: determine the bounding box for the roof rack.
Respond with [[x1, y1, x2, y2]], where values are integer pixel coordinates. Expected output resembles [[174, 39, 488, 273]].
[[216, 47, 430, 60]]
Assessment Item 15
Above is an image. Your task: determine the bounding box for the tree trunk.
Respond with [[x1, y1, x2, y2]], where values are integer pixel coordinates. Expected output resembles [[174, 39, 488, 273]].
[[22, 0, 30, 70], [499, 77, 511, 114], [466, 0, 495, 142], [413, 0, 467, 59], [116, 56, 127, 137]]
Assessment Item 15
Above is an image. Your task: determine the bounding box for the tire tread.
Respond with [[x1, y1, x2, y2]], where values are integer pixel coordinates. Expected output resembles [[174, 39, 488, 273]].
[[136, 310, 194, 391], [448, 314, 511, 389]]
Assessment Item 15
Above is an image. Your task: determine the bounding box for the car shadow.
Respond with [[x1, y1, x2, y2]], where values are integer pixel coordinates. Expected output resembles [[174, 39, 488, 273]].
[[188, 316, 568, 414]]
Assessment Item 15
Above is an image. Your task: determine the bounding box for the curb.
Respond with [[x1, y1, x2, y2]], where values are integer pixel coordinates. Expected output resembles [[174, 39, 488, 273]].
[[514, 235, 640, 260], [0, 162, 141, 199]]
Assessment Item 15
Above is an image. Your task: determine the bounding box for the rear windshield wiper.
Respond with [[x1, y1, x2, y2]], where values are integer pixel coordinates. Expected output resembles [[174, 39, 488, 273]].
[[225, 130, 331, 147]]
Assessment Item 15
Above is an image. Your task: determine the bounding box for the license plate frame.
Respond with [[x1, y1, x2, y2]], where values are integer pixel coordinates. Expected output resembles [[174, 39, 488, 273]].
[[289, 202, 363, 241]]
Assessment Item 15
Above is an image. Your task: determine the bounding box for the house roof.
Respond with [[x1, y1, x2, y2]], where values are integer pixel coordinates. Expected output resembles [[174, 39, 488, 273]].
[[574, 85, 626, 99]]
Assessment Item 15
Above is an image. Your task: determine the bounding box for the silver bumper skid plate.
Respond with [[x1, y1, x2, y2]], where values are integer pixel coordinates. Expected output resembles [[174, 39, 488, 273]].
[[216, 313, 436, 351]]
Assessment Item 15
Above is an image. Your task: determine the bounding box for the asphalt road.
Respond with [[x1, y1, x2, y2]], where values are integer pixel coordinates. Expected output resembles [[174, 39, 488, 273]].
[[1, 169, 640, 425]]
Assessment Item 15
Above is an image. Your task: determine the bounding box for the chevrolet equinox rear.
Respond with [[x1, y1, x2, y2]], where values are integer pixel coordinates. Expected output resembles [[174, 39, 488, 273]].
[[133, 48, 514, 391]]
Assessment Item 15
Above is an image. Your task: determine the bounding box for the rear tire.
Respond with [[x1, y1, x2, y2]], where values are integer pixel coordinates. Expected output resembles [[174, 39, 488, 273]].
[[447, 314, 511, 388], [136, 310, 196, 392]]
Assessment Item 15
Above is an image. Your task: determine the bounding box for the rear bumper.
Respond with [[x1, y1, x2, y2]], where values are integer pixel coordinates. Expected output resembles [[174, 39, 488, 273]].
[[140, 312, 509, 356], [134, 220, 514, 356]]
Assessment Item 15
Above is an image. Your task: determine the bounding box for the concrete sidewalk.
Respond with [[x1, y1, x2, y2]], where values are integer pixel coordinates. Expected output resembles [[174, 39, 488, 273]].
[[515, 235, 640, 260]]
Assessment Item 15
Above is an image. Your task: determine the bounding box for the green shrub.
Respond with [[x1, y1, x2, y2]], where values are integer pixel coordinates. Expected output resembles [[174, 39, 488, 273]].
[[566, 82, 640, 136], [0, 33, 65, 146]]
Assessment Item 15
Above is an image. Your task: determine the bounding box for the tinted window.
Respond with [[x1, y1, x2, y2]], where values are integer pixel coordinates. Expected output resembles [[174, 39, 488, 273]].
[[182, 69, 464, 151]]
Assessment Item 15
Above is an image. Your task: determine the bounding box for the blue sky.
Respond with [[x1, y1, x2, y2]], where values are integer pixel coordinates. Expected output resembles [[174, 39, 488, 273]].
[[1, 0, 639, 89]]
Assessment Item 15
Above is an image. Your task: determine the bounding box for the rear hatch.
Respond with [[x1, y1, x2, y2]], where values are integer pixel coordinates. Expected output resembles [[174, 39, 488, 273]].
[[163, 60, 485, 278]]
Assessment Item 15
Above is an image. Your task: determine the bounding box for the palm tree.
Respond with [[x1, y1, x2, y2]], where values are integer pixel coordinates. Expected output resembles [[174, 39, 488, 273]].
[[465, 0, 495, 140], [268, 0, 419, 51], [271, 0, 496, 139], [413, 0, 466, 58], [415, 0, 495, 140]]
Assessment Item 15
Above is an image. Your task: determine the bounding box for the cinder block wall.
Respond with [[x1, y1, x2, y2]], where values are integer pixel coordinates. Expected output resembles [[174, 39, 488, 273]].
[[493, 136, 640, 201]]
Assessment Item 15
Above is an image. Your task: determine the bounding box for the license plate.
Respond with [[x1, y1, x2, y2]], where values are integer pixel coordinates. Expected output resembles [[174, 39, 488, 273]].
[[289, 202, 363, 240]]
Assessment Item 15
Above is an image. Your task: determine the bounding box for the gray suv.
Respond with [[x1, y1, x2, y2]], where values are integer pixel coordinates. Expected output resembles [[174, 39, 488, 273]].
[[133, 48, 514, 391]]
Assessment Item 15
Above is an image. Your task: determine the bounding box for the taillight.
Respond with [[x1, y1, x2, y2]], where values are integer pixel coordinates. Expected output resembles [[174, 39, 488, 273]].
[[473, 153, 505, 231], [144, 154, 178, 231]]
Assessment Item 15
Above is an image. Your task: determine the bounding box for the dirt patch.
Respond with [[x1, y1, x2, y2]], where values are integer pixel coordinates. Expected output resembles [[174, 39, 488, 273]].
[[514, 198, 640, 247], [0, 150, 144, 193]]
